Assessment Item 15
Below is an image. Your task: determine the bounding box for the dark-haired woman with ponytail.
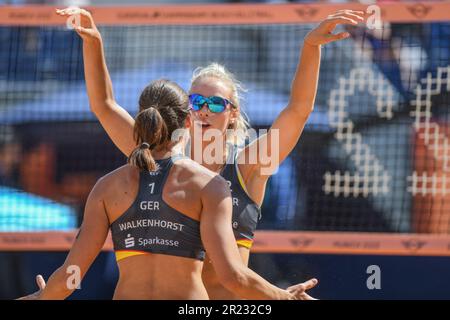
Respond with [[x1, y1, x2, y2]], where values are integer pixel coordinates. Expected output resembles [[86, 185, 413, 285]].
[[18, 79, 317, 300]]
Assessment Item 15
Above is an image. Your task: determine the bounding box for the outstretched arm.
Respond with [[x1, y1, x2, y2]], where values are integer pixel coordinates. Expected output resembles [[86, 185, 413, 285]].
[[200, 176, 317, 300], [18, 179, 110, 300], [239, 10, 365, 178], [57, 7, 136, 157]]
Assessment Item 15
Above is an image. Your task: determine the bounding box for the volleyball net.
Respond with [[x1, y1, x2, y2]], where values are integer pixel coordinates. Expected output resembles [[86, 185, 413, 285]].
[[0, 2, 450, 255]]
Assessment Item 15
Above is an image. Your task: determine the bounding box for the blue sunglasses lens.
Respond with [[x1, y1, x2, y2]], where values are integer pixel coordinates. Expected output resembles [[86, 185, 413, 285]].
[[208, 97, 226, 113], [189, 94, 228, 113], [190, 95, 206, 111]]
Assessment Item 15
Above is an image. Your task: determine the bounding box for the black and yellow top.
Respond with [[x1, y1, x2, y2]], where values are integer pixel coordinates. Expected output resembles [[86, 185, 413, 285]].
[[110, 156, 205, 262], [221, 144, 262, 249]]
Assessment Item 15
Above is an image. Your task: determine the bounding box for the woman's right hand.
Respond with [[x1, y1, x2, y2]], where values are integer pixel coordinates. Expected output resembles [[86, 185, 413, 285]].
[[56, 7, 101, 42], [287, 278, 319, 300], [16, 275, 47, 300]]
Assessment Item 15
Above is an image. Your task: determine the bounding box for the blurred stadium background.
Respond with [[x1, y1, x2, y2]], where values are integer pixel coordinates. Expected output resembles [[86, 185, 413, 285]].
[[0, 0, 450, 299]]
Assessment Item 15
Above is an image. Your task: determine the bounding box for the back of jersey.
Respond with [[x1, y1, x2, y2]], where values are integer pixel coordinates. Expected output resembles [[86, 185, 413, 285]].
[[110, 156, 205, 262]]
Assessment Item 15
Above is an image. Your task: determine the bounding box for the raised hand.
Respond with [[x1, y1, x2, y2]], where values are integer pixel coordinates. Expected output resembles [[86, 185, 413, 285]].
[[56, 7, 101, 41], [304, 10, 365, 46]]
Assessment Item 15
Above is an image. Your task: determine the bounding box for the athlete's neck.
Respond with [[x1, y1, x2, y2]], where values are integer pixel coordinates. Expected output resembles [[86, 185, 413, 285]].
[[152, 142, 184, 160]]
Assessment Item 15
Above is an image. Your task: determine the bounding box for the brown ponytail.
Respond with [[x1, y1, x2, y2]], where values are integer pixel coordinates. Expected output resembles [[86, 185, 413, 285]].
[[128, 79, 189, 172], [128, 107, 168, 171]]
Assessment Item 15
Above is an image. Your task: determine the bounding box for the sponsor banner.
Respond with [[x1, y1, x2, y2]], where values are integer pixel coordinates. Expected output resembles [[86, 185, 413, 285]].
[[251, 231, 450, 256], [1, 230, 450, 256], [0, 231, 113, 251], [0, 2, 449, 26]]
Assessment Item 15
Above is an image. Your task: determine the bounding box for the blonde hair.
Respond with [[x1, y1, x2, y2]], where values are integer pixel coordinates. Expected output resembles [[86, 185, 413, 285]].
[[190, 63, 250, 146]]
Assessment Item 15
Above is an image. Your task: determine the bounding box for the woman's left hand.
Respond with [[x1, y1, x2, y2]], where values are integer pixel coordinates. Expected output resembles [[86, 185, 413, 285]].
[[16, 275, 47, 300], [304, 10, 365, 46]]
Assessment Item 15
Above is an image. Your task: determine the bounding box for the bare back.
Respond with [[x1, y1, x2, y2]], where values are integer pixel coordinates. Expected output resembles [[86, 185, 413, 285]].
[[99, 157, 219, 299]]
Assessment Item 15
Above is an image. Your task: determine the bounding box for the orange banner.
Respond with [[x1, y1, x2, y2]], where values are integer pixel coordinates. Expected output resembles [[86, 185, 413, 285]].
[[0, 2, 449, 26], [252, 231, 450, 256], [1, 231, 450, 256]]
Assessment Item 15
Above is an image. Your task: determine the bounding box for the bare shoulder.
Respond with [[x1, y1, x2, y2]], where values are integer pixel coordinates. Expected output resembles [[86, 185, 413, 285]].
[[91, 164, 138, 197]]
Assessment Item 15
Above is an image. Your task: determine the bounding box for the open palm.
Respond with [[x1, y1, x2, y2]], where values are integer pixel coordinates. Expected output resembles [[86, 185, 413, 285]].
[[305, 10, 365, 46]]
